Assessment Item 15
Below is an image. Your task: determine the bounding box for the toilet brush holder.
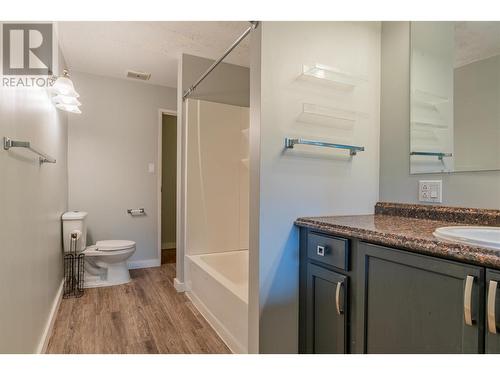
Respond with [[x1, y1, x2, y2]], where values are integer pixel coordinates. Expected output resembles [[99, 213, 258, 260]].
[[63, 233, 85, 298]]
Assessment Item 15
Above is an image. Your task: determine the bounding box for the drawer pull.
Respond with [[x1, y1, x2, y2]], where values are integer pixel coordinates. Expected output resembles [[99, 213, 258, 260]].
[[335, 281, 344, 315], [464, 275, 475, 326], [488, 280, 498, 334], [317, 245, 326, 257]]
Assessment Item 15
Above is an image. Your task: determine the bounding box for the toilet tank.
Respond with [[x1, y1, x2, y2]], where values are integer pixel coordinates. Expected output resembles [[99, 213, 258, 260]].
[[62, 211, 88, 253]]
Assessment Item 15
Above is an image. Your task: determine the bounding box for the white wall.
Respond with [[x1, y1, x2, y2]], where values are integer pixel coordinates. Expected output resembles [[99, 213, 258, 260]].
[[68, 72, 176, 267], [185, 99, 249, 255], [380, 22, 500, 209], [0, 58, 68, 351], [181, 54, 250, 107], [250, 22, 381, 353]]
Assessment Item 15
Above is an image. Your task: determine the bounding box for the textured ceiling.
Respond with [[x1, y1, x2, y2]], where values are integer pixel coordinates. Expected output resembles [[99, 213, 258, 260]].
[[57, 21, 251, 88], [455, 21, 500, 67]]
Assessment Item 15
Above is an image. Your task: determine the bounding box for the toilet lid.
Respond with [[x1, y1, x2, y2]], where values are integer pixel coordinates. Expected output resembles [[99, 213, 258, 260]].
[[95, 240, 135, 251]]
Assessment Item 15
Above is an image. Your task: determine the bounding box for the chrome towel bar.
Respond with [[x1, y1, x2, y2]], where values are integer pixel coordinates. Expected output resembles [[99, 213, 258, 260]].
[[410, 151, 452, 161], [284, 137, 365, 156], [3, 137, 56, 164]]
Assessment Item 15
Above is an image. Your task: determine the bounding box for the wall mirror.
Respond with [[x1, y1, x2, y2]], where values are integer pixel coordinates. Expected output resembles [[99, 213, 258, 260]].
[[410, 21, 500, 174]]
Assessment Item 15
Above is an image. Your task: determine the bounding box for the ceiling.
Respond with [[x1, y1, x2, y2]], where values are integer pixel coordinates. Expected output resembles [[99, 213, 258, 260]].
[[57, 21, 251, 88], [455, 21, 500, 67], [412, 21, 500, 68]]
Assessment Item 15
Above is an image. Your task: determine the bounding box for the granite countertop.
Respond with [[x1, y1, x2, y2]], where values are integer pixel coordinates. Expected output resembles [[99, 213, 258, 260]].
[[295, 202, 500, 270]]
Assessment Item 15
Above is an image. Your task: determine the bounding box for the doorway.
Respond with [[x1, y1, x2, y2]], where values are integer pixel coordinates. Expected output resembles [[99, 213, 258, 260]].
[[160, 113, 177, 264]]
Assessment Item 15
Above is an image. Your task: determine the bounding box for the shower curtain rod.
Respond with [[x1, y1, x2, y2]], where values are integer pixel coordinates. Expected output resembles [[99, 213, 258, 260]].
[[182, 21, 259, 101]]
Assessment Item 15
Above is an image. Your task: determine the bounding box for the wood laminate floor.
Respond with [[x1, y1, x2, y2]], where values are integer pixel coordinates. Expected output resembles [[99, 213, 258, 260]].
[[161, 248, 176, 264], [46, 263, 230, 354]]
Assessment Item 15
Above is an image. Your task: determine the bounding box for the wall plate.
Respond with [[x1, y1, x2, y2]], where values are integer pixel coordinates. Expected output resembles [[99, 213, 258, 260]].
[[419, 180, 442, 203]]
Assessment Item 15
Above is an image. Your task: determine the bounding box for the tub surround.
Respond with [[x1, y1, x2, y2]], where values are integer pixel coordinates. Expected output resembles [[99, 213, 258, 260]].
[[295, 202, 500, 270]]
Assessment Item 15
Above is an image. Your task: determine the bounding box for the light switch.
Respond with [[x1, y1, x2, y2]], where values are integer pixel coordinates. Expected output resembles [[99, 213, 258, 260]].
[[148, 163, 155, 173], [419, 180, 442, 203]]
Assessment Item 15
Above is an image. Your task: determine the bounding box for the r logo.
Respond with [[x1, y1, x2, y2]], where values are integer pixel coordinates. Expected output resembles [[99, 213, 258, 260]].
[[2, 23, 53, 75]]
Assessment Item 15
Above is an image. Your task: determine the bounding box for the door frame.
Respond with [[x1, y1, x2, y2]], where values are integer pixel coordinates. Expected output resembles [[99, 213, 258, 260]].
[[157, 108, 178, 269]]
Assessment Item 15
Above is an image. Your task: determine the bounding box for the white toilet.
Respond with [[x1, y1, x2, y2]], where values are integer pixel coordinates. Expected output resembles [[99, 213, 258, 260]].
[[62, 211, 136, 288]]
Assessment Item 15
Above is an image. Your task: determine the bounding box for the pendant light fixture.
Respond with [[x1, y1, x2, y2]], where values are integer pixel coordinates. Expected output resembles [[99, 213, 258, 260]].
[[50, 69, 82, 114]]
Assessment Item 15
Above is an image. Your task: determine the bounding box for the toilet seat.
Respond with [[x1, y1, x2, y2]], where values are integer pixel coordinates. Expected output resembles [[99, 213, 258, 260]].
[[84, 247, 134, 256], [95, 240, 135, 251], [83, 240, 136, 256]]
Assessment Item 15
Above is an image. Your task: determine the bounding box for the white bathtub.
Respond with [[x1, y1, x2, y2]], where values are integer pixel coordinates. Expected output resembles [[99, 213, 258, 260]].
[[186, 250, 248, 353]]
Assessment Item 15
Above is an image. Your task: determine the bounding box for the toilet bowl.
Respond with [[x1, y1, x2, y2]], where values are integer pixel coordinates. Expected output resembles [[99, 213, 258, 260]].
[[83, 240, 136, 288], [62, 211, 137, 288]]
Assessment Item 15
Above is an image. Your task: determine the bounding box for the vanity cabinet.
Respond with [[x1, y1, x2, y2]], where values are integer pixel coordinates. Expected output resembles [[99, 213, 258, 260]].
[[298, 229, 499, 354], [486, 269, 500, 353], [358, 242, 484, 354]]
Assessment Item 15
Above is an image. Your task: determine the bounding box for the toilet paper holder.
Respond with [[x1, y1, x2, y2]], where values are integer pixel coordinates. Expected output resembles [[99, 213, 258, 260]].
[[127, 208, 146, 215]]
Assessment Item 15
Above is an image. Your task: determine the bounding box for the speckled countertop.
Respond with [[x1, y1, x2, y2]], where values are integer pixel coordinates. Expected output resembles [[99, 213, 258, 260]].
[[295, 202, 500, 270]]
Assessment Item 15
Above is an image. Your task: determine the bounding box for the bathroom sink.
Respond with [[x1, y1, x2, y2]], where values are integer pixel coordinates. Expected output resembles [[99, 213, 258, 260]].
[[433, 226, 500, 250]]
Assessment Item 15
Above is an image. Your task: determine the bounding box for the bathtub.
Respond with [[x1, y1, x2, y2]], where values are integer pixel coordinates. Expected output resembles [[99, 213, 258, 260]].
[[186, 250, 248, 353]]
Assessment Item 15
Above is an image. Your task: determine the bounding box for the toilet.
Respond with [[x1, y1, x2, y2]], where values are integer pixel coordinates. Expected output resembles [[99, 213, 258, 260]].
[[62, 211, 136, 288]]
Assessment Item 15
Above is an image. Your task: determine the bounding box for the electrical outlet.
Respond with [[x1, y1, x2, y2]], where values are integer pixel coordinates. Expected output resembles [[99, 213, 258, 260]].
[[419, 180, 442, 203]]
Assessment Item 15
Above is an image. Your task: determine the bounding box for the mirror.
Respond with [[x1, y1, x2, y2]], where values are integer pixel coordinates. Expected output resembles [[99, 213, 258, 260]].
[[410, 21, 500, 174]]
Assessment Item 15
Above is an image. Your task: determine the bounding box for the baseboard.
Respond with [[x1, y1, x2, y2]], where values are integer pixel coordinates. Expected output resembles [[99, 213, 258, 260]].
[[37, 278, 64, 354], [161, 242, 176, 250], [173, 278, 185, 292], [186, 291, 245, 354], [128, 258, 161, 269]]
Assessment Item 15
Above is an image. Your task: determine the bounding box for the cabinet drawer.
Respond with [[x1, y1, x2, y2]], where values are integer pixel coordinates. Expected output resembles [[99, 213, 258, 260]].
[[307, 233, 348, 270]]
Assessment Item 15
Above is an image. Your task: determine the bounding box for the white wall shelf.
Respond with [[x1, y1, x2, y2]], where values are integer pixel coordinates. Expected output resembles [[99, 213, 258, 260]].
[[241, 158, 249, 168], [300, 64, 366, 90], [298, 103, 360, 127]]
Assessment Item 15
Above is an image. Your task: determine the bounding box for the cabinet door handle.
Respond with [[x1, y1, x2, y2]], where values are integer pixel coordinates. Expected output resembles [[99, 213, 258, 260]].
[[464, 275, 475, 326], [335, 281, 344, 315], [317, 245, 325, 256], [488, 280, 498, 334]]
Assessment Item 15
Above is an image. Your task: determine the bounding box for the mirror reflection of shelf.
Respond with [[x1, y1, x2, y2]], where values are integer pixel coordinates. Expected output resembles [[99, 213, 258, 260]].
[[299, 103, 360, 128], [412, 89, 449, 106], [300, 64, 367, 90], [411, 119, 448, 129], [410, 151, 453, 161], [411, 129, 439, 144]]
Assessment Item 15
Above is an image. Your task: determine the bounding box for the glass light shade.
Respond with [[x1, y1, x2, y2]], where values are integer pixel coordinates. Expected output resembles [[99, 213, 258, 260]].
[[51, 76, 79, 97], [52, 95, 81, 106], [56, 103, 82, 114]]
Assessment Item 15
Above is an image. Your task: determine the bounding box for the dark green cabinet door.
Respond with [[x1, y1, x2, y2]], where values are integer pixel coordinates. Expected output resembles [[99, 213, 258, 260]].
[[306, 263, 347, 353], [358, 243, 484, 354], [486, 269, 500, 353]]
